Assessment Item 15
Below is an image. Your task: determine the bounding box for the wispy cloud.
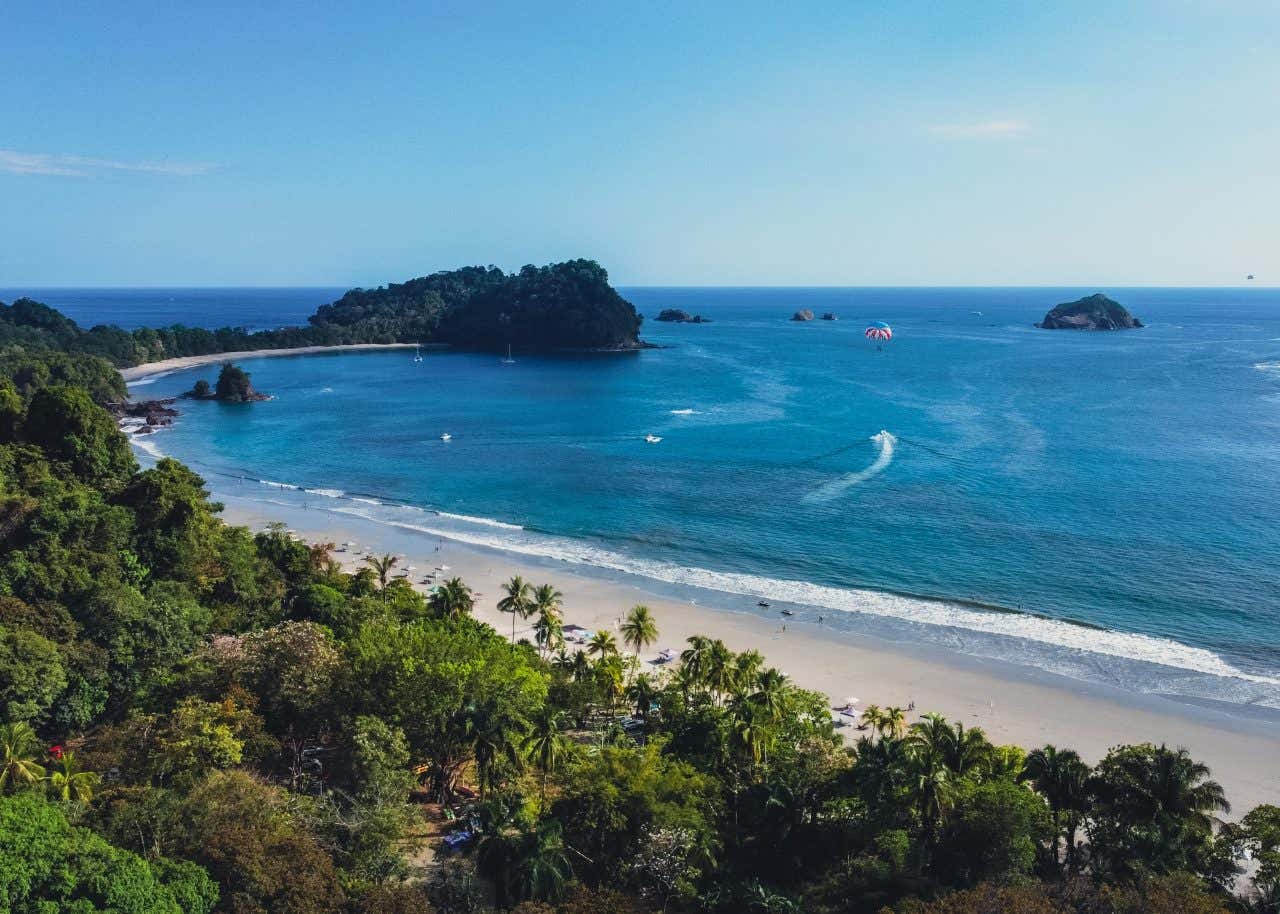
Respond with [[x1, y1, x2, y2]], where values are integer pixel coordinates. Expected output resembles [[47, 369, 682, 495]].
[[0, 149, 215, 177], [929, 119, 1030, 140]]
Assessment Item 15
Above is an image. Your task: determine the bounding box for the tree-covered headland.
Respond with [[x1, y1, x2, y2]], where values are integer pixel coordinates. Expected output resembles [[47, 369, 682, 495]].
[[0, 326, 1279, 913], [0, 259, 643, 369]]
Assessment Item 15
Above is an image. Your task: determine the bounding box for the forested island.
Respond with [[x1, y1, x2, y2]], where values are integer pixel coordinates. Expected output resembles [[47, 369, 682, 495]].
[[1, 328, 1279, 911], [0, 259, 644, 368]]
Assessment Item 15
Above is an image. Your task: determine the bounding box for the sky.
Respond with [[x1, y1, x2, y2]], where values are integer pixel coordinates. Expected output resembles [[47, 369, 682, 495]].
[[1, 0, 1277, 287]]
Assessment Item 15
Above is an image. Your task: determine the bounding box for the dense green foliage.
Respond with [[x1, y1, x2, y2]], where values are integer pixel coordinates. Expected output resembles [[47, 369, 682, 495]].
[[0, 261, 641, 372], [0, 350, 1275, 913]]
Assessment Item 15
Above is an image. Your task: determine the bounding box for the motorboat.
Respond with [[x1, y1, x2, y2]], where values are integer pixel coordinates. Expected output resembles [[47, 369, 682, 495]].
[[644, 434, 662, 443]]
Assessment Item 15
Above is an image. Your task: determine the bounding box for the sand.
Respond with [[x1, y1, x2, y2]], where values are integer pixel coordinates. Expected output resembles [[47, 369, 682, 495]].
[[216, 494, 1280, 815], [119, 343, 420, 382]]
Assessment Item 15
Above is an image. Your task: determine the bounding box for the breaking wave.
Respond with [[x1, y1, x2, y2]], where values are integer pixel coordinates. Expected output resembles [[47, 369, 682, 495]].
[[210, 471, 1277, 693]]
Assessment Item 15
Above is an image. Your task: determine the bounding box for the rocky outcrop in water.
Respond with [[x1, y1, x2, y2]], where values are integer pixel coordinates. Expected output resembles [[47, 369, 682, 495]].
[[822, 312, 838, 321], [655, 308, 711, 323], [1038, 294, 1142, 330], [792, 309, 815, 322], [109, 398, 178, 426]]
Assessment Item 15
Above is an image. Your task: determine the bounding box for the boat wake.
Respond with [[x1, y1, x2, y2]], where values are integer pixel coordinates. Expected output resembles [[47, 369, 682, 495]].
[[803, 431, 897, 502], [670, 408, 697, 415]]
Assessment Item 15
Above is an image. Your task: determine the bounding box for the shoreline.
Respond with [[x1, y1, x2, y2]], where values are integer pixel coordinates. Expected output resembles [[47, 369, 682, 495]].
[[119, 343, 421, 382], [211, 491, 1280, 814]]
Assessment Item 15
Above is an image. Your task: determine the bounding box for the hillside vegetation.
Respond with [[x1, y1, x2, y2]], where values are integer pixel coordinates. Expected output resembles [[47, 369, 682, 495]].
[[0, 260, 642, 371]]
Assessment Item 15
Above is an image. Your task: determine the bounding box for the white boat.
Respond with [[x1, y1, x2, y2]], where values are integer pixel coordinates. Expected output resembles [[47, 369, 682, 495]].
[[440, 433, 452, 441], [644, 434, 662, 444], [414, 345, 423, 363]]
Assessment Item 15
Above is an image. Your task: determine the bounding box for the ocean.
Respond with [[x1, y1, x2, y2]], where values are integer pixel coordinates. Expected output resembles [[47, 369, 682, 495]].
[[16, 286, 1280, 711]]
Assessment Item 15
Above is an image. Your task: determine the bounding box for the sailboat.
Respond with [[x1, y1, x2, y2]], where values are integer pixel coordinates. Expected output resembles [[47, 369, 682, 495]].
[[413, 345, 423, 363], [501, 344, 515, 365]]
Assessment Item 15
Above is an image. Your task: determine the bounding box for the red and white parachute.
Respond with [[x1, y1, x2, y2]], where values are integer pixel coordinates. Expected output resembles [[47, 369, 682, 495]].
[[864, 321, 893, 342]]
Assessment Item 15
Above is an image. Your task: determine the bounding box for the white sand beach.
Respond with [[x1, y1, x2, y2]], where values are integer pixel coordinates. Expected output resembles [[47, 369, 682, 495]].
[[217, 494, 1280, 815], [119, 343, 420, 382]]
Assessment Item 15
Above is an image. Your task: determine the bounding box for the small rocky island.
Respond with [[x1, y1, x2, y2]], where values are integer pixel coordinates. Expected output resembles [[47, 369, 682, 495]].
[[655, 308, 711, 323], [822, 312, 838, 321], [185, 363, 269, 403], [792, 309, 815, 322], [1038, 293, 1143, 330]]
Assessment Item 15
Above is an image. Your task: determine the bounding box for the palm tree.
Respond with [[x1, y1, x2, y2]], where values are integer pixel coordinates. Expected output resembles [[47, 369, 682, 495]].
[[627, 674, 659, 726], [497, 576, 534, 643], [0, 722, 45, 793], [881, 705, 907, 739], [479, 820, 572, 906], [733, 649, 764, 696], [944, 721, 995, 778], [679, 635, 713, 699], [532, 610, 564, 658], [47, 750, 100, 803], [734, 702, 773, 771], [586, 629, 618, 659], [852, 733, 911, 814], [620, 604, 659, 659], [364, 553, 398, 605], [1092, 743, 1229, 874], [1020, 744, 1090, 870], [532, 583, 564, 622], [909, 751, 954, 851], [747, 667, 791, 721], [429, 576, 475, 619], [906, 715, 958, 851], [307, 541, 337, 574], [521, 709, 568, 812], [704, 640, 735, 705], [859, 704, 886, 735], [467, 704, 527, 799]]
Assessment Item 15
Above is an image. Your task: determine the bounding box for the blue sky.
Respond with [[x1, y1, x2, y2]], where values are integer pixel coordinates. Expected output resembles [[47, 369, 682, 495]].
[[1, 1, 1276, 286]]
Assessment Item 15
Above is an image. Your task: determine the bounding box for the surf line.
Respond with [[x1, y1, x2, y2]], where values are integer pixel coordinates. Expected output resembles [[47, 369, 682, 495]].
[[802, 430, 897, 502]]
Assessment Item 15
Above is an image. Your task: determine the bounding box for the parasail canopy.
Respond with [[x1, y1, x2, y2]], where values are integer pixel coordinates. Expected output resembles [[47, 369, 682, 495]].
[[864, 321, 893, 342]]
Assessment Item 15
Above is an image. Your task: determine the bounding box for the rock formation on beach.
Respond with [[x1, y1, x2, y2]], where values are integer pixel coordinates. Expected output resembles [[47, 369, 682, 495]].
[[792, 309, 815, 322], [655, 309, 711, 323], [1038, 294, 1142, 330], [110, 398, 178, 427]]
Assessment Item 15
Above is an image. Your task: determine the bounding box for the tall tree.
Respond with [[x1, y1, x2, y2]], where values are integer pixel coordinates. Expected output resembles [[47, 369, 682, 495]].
[[497, 575, 534, 643], [364, 553, 399, 606], [620, 604, 659, 659], [1019, 744, 1091, 871]]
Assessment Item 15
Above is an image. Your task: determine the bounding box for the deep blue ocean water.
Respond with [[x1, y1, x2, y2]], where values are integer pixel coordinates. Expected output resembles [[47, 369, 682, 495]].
[[33, 286, 1280, 708]]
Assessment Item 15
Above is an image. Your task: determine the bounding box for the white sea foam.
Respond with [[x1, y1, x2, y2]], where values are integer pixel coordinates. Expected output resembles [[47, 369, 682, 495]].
[[126, 370, 176, 388], [314, 502, 1277, 688], [259, 479, 296, 490], [130, 435, 166, 459], [670, 408, 697, 415], [804, 431, 897, 502], [1256, 361, 1280, 379], [436, 511, 524, 530], [304, 488, 346, 498], [351, 497, 381, 505]]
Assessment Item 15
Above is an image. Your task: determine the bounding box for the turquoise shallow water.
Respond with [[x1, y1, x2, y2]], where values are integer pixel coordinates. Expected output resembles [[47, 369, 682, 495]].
[[106, 286, 1280, 709]]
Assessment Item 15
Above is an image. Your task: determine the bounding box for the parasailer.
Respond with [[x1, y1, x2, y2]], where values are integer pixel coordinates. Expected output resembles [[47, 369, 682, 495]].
[[865, 321, 893, 351]]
